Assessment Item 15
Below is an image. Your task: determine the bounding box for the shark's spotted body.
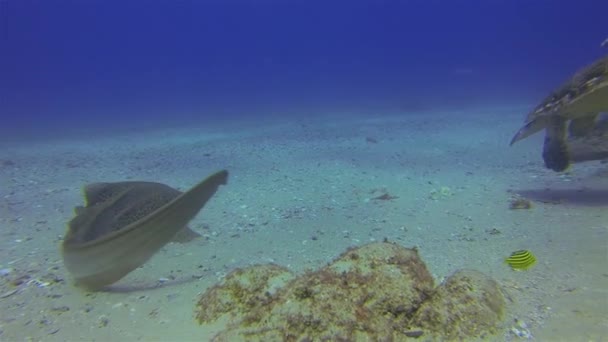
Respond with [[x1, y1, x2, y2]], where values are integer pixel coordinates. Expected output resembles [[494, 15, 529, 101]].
[[62, 170, 228, 290]]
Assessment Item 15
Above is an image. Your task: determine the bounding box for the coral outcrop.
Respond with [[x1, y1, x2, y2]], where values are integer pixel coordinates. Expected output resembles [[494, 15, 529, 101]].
[[195, 242, 506, 341], [411, 269, 506, 340]]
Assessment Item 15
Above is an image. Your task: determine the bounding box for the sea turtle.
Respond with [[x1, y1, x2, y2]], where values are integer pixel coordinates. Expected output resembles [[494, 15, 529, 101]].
[[510, 55, 608, 171], [62, 170, 228, 290]]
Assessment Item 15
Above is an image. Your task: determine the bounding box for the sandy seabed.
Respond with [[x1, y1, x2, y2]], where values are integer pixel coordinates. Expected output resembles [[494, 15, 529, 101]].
[[1, 108, 607, 341]]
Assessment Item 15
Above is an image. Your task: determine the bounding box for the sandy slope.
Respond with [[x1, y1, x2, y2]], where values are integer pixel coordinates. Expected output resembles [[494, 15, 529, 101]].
[[1, 108, 607, 341]]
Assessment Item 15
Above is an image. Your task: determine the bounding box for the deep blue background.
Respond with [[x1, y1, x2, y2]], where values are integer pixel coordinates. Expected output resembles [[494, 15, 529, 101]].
[[2, 0, 607, 138]]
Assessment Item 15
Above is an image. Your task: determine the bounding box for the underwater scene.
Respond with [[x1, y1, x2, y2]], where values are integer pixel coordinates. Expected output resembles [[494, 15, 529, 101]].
[[1, 1, 607, 341]]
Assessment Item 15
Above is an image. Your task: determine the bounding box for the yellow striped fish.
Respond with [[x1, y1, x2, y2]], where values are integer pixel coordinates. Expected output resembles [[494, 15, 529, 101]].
[[505, 250, 537, 270]]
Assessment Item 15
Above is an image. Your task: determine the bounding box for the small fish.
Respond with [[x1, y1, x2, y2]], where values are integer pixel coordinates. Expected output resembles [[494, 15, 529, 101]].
[[505, 250, 537, 270]]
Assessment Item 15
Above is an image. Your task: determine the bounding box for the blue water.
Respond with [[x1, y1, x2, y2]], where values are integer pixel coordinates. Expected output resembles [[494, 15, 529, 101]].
[[2, 1, 607, 139], [2, 2, 608, 340]]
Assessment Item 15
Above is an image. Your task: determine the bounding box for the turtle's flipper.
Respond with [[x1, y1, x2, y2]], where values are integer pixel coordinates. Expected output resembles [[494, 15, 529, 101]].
[[542, 116, 570, 172], [569, 117, 608, 163], [568, 114, 598, 138], [510, 116, 548, 145]]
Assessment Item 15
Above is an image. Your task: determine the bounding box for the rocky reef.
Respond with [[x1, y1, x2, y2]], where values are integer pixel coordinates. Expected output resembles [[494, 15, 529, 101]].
[[196, 242, 506, 341]]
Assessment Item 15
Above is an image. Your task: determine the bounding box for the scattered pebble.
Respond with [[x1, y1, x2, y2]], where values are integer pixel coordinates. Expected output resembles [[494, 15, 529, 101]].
[[509, 197, 532, 210], [98, 315, 110, 328], [510, 319, 533, 339], [27, 279, 50, 288], [50, 306, 70, 314]]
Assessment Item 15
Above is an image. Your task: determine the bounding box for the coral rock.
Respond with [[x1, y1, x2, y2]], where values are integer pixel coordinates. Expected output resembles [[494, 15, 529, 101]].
[[411, 269, 506, 341], [195, 243, 506, 341], [196, 264, 295, 325]]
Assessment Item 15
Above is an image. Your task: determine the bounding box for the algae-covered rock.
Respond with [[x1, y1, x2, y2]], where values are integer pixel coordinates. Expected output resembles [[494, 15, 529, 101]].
[[411, 269, 506, 341], [195, 243, 507, 341], [239, 242, 436, 341], [195, 264, 295, 324]]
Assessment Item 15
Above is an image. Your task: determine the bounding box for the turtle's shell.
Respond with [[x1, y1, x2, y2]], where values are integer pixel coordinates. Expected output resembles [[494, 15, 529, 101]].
[[525, 55, 608, 122]]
